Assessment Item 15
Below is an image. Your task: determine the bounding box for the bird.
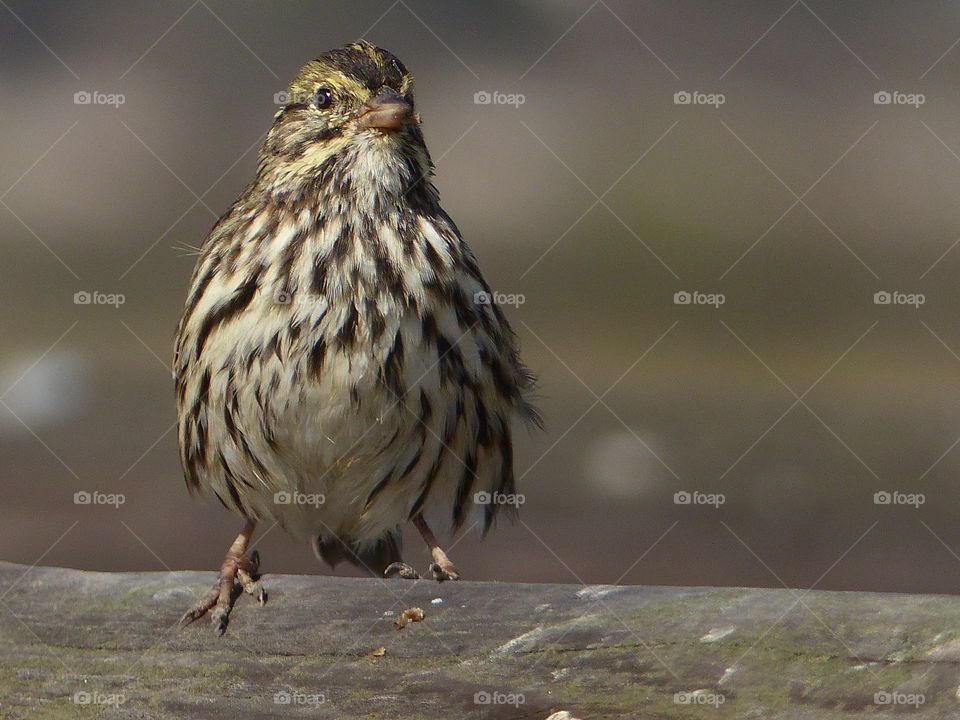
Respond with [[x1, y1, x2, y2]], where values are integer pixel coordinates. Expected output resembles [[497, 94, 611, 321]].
[[173, 41, 539, 634]]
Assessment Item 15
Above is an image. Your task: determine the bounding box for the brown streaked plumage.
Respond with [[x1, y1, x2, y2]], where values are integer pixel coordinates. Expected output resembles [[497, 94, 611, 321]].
[[174, 41, 538, 634]]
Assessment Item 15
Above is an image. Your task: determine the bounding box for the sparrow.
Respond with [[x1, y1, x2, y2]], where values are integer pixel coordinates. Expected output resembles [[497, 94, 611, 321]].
[[174, 41, 538, 633]]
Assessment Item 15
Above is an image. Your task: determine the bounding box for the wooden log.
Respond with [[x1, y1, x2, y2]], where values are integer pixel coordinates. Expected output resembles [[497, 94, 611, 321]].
[[2, 560, 959, 719]]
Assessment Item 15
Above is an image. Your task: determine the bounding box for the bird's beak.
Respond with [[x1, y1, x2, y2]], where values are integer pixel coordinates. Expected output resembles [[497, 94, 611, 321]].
[[358, 88, 416, 132]]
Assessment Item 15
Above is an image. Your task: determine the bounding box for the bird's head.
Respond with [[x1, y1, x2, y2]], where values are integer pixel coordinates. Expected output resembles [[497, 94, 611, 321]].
[[260, 41, 432, 196]]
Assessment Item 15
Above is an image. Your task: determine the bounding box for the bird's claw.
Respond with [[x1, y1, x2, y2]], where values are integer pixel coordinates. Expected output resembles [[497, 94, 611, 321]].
[[384, 562, 421, 580], [429, 562, 460, 582], [180, 547, 266, 634], [384, 561, 460, 582]]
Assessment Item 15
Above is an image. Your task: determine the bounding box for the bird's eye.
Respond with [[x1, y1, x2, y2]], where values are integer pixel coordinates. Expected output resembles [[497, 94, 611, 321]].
[[313, 87, 334, 109]]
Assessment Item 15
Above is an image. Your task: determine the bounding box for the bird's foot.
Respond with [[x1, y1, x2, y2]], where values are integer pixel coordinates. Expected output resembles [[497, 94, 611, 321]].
[[428, 558, 460, 582], [384, 562, 421, 580], [180, 522, 265, 635], [413, 514, 461, 582], [383, 515, 462, 582], [383, 556, 460, 582]]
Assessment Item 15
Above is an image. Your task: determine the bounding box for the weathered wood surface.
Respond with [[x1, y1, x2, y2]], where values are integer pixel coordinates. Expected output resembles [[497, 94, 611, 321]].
[[3, 561, 960, 719]]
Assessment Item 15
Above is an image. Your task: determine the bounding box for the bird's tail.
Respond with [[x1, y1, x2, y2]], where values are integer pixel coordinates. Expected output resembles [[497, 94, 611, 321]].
[[312, 528, 402, 577]]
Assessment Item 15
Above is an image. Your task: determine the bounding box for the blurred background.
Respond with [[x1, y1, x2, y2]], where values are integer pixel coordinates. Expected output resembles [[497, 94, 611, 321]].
[[2, 0, 960, 595]]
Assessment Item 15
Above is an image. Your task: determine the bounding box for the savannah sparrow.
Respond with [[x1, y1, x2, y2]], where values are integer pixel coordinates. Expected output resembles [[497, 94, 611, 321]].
[[174, 41, 538, 633]]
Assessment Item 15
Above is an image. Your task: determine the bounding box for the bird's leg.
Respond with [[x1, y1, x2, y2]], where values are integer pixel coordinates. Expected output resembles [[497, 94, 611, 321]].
[[383, 516, 461, 581], [180, 519, 266, 634], [415, 514, 460, 581]]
